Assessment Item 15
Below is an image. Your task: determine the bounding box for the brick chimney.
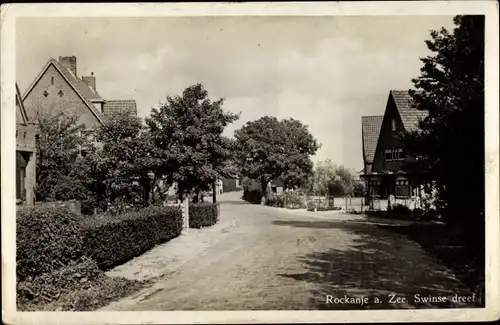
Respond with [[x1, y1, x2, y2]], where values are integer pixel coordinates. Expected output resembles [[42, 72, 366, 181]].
[[82, 72, 96, 91], [59, 56, 77, 77]]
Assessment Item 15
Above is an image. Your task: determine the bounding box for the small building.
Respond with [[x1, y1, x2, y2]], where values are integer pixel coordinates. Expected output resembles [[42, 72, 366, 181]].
[[270, 178, 285, 196], [361, 90, 428, 200], [16, 83, 37, 205]]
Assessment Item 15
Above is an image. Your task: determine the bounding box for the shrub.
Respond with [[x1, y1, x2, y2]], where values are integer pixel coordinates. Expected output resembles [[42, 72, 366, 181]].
[[390, 203, 411, 216], [81, 206, 182, 270], [282, 191, 306, 209], [17, 257, 146, 311], [243, 188, 262, 204], [17, 257, 104, 307], [189, 203, 218, 228], [17, 206, 85, 282]]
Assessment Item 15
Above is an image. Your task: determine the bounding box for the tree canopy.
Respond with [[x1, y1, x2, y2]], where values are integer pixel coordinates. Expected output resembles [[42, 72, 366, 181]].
[[400, 15, 484, 225], [146, 83, 240, 201], [35, 112, 89, 201], [234, 116, 319, 202]]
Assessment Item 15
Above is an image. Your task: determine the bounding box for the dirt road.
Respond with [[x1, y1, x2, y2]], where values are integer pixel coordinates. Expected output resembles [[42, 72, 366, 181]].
[[101, 191, 475, 311]]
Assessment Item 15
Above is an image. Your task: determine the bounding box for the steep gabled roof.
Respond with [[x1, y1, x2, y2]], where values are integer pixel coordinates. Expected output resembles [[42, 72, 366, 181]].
[[22, 58, 104, 124], [102, 100, 138, 117], [16, 83, 29, 125], [390, 90, 428, 132], [361, 115, 383, 164]]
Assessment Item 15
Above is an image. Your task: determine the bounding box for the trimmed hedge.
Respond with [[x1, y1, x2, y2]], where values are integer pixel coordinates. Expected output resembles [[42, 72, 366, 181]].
[[82, 206, 183, 270], [243, 188, 263, 204], [189, 203, 218, 229], [17, 206, 86, 282]]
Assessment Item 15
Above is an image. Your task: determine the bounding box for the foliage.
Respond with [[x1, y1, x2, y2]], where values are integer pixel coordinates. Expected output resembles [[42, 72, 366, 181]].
[[235, 116, 319, 203], [16, 206, 85, 282], [17, 257, 103, 307], [282, 191, 306, 209], [17, 257, 145, 311], [189, 203, 219, 228], [146, 83, 240, 201], [307, 160, 356, 196], [243, 188, 263, 204], [81, 206, 182, 270], [399, 16, 484, 227], [265, 192, 284, 208], [35, 112, 89, 201], [353, 182, 366, 197], [390, 203, 411, 216], [84, 112, 160, 209]]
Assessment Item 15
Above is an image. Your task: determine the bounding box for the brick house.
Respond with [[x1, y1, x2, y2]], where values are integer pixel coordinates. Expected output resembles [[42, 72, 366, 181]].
[[22, 56, 137, 132], [361, 90, 428, 199], [16, 83, 37, 205]]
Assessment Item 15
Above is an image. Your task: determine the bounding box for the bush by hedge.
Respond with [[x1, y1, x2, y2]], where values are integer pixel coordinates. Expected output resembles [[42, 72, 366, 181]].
[[189, 203, 218, 229], [17, 257, 104, 307], [17, 206, 86, 282], [243, 188, 262, 204], [17, 256, 146, 311], [282, 192, 306, 209], [82, 206, 183, 270]]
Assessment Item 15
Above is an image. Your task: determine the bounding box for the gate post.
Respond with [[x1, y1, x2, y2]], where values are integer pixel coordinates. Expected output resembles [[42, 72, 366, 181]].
[[183, 199, 189, 230]]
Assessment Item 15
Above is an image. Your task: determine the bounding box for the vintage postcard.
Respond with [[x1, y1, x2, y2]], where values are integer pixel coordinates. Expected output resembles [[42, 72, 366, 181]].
[[1, 1, 499, 324]]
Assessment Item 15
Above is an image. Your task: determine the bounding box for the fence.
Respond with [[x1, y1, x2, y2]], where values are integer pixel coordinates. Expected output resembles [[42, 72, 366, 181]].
[[284, 193, 423, 213]]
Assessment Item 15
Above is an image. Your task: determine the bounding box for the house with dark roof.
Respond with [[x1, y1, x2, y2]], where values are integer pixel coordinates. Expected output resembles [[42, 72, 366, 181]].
[[16, 83, 38, 205], [22, 56, 137, 131], [361, 90, 428, 199]]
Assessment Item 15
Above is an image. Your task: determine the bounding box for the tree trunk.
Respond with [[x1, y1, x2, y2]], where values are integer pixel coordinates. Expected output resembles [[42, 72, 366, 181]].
[[212, 178, 217, 203], [260, 177, 268, 205], [177, 184, 184, 203]]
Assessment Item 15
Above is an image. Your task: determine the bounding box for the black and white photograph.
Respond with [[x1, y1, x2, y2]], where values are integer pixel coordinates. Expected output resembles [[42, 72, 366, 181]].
[[2, 2, 499, 324]]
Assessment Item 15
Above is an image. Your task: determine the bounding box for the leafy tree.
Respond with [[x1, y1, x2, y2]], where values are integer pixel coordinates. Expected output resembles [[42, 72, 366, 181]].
[[400, 15, 484, 228], [146, 83, 239, 202], [235, 116, 319, 204], [85, 112, 160, 209], [35, 112, 89, 201], [307, 159, 355, 197]]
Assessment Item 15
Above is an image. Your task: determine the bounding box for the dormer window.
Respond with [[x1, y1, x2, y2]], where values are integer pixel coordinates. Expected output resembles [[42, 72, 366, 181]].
[[391, 118, 397, 131]]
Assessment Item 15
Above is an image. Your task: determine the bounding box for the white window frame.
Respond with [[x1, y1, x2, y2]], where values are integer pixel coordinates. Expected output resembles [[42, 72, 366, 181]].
[[384, 148, 404, 161], [391, 118, 397, 131]]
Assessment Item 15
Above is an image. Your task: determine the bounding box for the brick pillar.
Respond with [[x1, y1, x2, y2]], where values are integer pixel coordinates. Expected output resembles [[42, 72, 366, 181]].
[[24, 152, 36, 206]]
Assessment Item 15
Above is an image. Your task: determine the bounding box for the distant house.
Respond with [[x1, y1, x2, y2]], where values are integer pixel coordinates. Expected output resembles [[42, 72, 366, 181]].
[[16, 83, 38, 205], [22, 56, 137, 132], [270, 178, 285, 195], [361, 90, 428, 199]]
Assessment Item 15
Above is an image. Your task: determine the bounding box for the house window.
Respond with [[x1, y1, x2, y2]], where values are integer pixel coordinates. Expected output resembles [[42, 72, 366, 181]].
[[391, 118, 397, 131], [51, 77, 54, 85], [384, 148, 404, 161], [396, 179, 411, 198], [43, 90, 48, 97], [58, 90, 64, 97]]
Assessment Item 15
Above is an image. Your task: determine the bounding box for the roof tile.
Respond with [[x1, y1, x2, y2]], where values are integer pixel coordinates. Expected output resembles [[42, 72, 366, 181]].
[[102, 100, 138, 117], [362, 115, 383, 164], [390, 90, 428, 131]]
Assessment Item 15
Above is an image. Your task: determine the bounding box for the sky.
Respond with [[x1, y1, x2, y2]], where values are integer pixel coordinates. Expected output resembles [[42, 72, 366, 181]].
[[16, 16, 456, 171]]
